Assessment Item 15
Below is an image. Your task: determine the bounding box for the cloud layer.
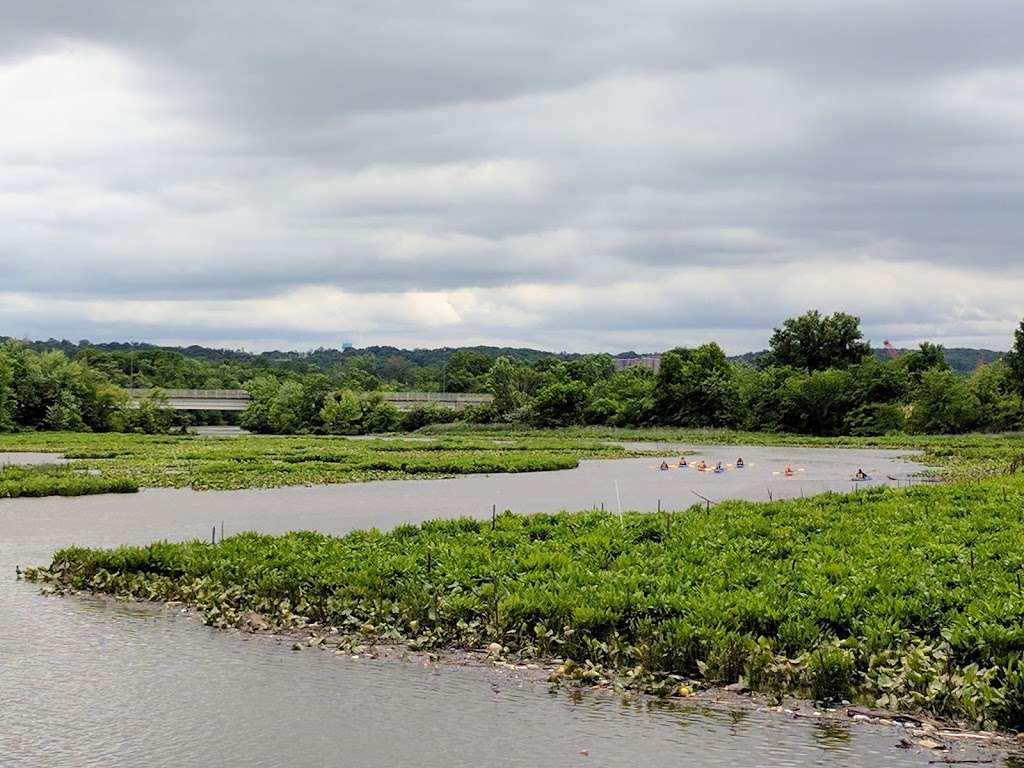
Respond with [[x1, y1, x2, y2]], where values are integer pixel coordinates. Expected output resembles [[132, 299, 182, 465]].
[[2, 1, 1023, 352]]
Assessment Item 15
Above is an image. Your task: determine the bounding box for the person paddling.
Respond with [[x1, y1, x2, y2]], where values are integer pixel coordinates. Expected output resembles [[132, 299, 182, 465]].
[[735, 457, 745, 468], [660, 461, 670, 471]]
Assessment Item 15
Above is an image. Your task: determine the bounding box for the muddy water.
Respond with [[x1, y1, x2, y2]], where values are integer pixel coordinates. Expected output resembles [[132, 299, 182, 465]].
[[0, 451, 67, 467], [0, 447, 1005, 767]]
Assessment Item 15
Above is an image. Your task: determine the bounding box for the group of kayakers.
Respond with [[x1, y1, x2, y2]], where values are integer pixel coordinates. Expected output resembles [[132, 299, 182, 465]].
[[657, 459, 872, 482], [660, 457, 745, 472]]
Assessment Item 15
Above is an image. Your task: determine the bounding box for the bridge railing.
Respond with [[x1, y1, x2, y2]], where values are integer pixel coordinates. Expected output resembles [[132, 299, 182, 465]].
[[127, 389, 492, 412], [129, 389, 251, 400], [379, 392, 493, 404]]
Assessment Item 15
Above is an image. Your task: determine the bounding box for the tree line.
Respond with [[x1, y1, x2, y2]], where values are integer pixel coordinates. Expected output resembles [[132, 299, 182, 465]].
[[3, 311, 1024, 436]]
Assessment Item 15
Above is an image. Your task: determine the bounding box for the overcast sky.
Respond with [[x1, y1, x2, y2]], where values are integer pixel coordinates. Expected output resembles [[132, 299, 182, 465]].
[[2, 1, 1023, 353]]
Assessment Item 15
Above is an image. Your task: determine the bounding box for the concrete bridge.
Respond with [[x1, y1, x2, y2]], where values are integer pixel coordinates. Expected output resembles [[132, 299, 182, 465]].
[[129, 389, 493, 412]]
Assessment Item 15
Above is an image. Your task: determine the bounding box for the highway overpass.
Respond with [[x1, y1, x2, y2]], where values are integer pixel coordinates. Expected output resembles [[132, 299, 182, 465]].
[[129, 389, 493, 412]]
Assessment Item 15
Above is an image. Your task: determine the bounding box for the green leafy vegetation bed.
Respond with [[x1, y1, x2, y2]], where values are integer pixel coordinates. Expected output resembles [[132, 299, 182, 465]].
[[0, 432, 628, 492], [0, 465, 138, 498], [28, 470, 1024, 730]]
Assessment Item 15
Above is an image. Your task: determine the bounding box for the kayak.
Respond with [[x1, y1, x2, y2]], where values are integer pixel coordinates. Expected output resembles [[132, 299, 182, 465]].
[[851, 475, 872, 482]]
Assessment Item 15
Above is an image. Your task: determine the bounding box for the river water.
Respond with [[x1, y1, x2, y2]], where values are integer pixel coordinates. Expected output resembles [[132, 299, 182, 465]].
[[1, 447, 1010, 767]]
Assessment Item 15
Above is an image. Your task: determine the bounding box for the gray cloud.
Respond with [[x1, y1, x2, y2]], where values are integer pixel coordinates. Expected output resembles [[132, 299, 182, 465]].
[[1, 1, 1023, 352]]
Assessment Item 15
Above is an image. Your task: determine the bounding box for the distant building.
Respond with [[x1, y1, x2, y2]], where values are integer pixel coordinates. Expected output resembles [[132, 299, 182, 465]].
[[613, 354, 661, 373], [341, 341, 354, 351]]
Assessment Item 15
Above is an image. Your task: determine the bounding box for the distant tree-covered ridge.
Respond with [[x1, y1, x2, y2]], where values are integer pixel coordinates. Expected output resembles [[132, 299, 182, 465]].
[[4, 336, 1003, 378], [2, 311, 1021, 436]]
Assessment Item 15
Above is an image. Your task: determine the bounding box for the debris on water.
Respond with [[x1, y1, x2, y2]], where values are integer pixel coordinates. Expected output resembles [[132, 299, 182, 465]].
[[290, 642, 302, 651], [238, 610, 271, 632], [724, 680, 750, 694]]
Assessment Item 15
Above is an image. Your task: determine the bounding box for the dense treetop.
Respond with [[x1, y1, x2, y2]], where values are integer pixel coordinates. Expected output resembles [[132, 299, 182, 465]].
[[2, 310, 1022, 436]]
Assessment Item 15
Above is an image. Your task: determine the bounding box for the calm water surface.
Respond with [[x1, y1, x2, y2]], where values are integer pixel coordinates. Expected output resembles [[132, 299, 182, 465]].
[[1, 447, 1008, 767]]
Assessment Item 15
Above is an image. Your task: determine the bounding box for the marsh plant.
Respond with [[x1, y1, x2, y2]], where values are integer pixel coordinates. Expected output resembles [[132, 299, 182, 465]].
[[29, 472, 1024, 730]]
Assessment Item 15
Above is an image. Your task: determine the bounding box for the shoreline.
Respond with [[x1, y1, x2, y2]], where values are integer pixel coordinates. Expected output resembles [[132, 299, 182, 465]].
[[29, 582, 1020, 763]]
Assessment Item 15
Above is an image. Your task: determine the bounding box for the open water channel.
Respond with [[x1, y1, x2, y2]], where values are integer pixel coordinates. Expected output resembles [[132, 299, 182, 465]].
[[2, 446, 1015, 767]]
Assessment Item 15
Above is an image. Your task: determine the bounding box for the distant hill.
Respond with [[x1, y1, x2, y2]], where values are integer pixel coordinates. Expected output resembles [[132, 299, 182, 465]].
[[872, 347, 1004, 372], [2, 337, 1005, 375], [728, 347, 1004, 373], [0, 337, 582, 369]]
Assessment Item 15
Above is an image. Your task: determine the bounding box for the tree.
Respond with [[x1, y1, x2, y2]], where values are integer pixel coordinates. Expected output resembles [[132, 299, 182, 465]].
[[970, 362, 1023, 432], [298, 373, 331, 429], [320, 389, 364, 434], [651, 344, 739, 427], [1005, 319, 1024, 396], [360, 392, 401, 433], [126, 393, 173, 434], [566, 354, 615, 386], [777, 368, 857, 436], [842, 402, 905, 436], [485, 357, 524, 417], [584, 367, 654, 426], [650, 349, 690, 424], [444, 350, 492, 393], [331, 355, 382, 391], [267, 380, 305, 434], [768, 310, 871, 371], [902, 342, 949, 387], [239, 376, 281, 432], [908, 369, 979, 434], [848, 358, 908, 405], [0, 348, 14, 431], [529, 380, 589, 427]]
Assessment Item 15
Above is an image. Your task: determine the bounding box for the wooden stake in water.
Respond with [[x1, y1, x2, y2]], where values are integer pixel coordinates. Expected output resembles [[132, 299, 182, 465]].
[[614, 480, 623, 525], [492, 504, 496, 531], [211, 526, 216, 545], [220, 521, 224, 542]]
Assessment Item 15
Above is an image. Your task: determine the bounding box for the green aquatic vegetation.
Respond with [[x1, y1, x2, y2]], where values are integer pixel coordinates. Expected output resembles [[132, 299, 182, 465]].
[[0, 464, 138, 498], [0, 432, 627, 492], [29, 473, 1024, 729]]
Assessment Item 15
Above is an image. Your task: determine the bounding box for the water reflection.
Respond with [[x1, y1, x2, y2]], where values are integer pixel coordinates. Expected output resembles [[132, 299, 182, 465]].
[[0, 446, 1007, 767], [813, 721, 853, 750]]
